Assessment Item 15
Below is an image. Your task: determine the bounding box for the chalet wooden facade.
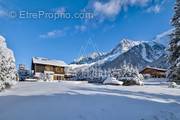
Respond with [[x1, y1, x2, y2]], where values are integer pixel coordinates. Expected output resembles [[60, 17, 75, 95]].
[[31, 57, 67, 80], [140, 67, 167, 78]]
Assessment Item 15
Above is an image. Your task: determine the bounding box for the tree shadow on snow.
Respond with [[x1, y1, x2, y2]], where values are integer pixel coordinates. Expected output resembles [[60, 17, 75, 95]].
[[69, 85, 180, 105], [0, 89, 180, 120]]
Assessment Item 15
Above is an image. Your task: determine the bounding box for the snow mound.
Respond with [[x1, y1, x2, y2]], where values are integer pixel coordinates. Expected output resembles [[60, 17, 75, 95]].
[[103, 77, 123, 85], [168, 82, 178, 88]]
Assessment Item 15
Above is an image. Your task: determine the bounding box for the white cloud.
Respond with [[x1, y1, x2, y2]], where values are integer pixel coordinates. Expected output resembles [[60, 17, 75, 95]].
[[146, 5, 161, 13], [0, 10, 6, 17], [55, 7, 66, 13], [93, 0, 150, 19], [40, 30, 65, 39], [94, 0, 122, 18], [146, 0, 168, 14], [39, 25, 87, 39], [75, 25, 87, 32], [127, 0, 149, 6], [0, 10, 7, 17]]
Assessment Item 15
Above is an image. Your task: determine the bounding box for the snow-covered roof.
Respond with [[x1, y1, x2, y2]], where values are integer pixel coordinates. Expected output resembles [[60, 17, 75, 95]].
[[32, 57, 67, 67], [140, 66, 167, 72]]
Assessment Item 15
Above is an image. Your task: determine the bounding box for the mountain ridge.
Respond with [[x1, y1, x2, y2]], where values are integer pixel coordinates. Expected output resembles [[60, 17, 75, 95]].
[[71, 29, 172, 69]]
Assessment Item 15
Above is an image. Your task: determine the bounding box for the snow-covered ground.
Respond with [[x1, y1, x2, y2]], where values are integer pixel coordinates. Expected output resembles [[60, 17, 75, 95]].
[[0, 81, 180, 120]]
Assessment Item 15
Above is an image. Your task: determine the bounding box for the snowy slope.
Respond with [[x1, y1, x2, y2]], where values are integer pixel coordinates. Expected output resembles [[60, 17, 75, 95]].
[[0, 82, 180, 120], [141, 43, 153, 62]]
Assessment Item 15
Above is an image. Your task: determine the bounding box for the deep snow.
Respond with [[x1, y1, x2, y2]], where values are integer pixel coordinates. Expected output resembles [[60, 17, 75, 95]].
[[0, 81, 180, 120]]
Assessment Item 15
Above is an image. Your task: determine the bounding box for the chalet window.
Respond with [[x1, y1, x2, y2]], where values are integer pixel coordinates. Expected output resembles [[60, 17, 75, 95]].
[[54, 67, 64, 74], [45, 65, 54, 71], [35, 64, 45, 72], [60, 67, 64, 72], [54, 75, 64, 80], [55, 67, 61, 73]]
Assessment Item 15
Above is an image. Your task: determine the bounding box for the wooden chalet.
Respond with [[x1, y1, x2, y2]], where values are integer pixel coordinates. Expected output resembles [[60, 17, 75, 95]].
[[31, 57, 67, 80], [140, 66, 167, 78]]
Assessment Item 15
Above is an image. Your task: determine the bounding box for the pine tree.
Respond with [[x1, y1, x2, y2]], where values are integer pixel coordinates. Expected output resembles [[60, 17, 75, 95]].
[[113, 63, 144, 85], [0, 36, 17, 90], [168, 0, 180, 84]]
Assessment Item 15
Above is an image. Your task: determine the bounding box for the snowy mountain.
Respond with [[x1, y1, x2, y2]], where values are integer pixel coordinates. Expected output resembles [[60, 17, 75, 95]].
[[149, 54, 170, 69], [73, 52, 104, 64], [73, 39, 141, 64], [110, 39, 141, 55], [101, 41, 166, 69], [71, 30, 172, 70]]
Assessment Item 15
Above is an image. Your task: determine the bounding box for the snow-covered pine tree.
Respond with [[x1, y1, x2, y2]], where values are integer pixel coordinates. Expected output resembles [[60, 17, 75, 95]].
[[114, 63, 144, 86], [0, 36, 17, 90], [168, 0, 180, 84]]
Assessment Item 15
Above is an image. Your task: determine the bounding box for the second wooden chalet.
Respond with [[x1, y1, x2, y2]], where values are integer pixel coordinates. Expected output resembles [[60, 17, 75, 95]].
[[140, 66, 167, 78]]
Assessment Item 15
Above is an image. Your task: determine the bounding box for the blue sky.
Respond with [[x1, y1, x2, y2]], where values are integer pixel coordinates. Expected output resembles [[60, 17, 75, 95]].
[[0, 0, 175, 68]]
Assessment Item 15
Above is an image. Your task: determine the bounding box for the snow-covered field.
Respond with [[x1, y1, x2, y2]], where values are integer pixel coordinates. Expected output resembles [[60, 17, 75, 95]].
[[0, 81, 180, 120]]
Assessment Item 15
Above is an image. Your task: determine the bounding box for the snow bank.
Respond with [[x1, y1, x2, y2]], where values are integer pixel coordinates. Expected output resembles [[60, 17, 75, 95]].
[[103, 77, 123, 85], [168, 82, 178, 88]]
